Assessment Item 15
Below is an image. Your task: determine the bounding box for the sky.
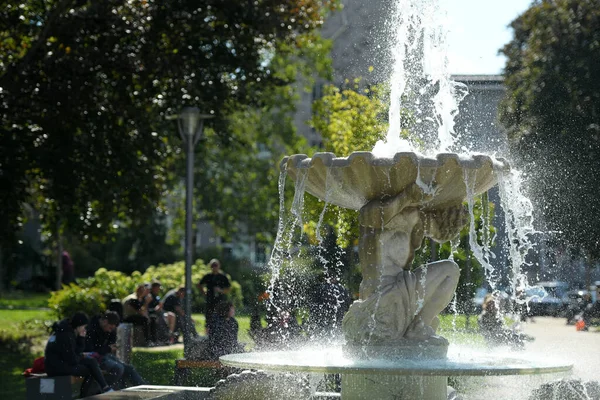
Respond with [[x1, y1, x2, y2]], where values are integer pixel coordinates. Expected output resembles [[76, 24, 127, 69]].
[[443, 0, 532, 74]]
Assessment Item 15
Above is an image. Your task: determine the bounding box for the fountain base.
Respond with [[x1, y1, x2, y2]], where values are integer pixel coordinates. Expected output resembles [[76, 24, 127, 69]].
[[220, 346, 572, 399], [343, 336, 449, 360], [342, 374, 448, 400]]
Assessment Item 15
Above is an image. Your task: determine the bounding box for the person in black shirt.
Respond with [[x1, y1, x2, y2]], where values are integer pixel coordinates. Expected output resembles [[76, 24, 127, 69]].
[[85, 311, 145, 388], [198, 259, 231, 333], [207, 301, 244, 359], [309, 275, 352, 338], [162, 287, 198, 340], [45, 312, 112, 393]]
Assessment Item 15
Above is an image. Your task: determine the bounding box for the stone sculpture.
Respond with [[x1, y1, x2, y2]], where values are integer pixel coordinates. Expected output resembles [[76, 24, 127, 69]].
[[281, 152, 508, 359]]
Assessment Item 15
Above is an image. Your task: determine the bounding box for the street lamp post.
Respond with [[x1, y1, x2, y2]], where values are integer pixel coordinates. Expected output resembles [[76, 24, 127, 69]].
[[169, 107, 213, 353]]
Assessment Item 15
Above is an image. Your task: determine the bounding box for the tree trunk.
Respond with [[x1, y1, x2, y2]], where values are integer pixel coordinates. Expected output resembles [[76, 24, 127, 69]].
[[56, 223, 63, 291], [0, 245, 4, 292]]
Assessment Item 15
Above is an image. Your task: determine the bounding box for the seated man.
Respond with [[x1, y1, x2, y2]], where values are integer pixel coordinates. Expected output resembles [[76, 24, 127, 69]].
[[45, 312, 112, 393], [207, 301, 244, 359], [85, 311, 146, 388], [478, 294, 531, 349], [582, 298, 600, 329], [147, 281, 176, 344], [122, 284, 151, 344], [162, 286, 199, 341]]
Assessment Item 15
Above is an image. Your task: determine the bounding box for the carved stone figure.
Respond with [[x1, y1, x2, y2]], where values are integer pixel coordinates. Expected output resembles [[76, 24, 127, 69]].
[[343, 183, 466, 347]]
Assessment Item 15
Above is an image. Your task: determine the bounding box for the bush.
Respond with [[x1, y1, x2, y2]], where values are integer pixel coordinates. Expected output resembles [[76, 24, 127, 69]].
[[48, 285, 107, 319], [141, 259, 244, 312], [48, 259, 244, 319], [77, 268, 136, 301]]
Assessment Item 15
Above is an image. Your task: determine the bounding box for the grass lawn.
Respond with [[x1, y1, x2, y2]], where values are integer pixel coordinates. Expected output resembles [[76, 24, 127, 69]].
[[0, 309, 54, 335], [0, 309, 51, 399], [0, 291, 51, 309], [1, 308, 487, 398]]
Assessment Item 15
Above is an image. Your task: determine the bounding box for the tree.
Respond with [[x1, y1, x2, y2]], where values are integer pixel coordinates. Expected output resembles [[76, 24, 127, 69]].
[[0, 0, 337, 242], [499, 0, 600, 259], [164, 31, 335, 248], [0, 0, 337, 283]]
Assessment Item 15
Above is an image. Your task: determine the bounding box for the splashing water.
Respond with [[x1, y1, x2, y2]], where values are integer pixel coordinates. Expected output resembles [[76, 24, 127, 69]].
[[464, 169, 498, 289], [373, 0, 467, 157], [497, 168, 538, 299]]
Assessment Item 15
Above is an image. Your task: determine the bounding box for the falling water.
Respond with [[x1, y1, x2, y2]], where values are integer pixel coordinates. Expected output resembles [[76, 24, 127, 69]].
[[497, 169, 538, 299], [464, 169, 498, 289], [373, 0, 467, 157]]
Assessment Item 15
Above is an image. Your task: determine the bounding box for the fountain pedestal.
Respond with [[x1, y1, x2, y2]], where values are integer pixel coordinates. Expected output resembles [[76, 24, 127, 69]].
[[342, 342, 450, 400], [342, 374, 447, 400]]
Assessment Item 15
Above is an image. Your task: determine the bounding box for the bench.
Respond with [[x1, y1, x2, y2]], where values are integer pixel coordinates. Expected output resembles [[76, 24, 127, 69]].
[[25, 374, 85, 400], [173, 359, 223, 386]]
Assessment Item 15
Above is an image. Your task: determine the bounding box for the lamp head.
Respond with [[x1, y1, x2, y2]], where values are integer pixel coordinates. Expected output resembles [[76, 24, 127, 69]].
[[168, 107, 213, 140], [179, 106, 201, 137]]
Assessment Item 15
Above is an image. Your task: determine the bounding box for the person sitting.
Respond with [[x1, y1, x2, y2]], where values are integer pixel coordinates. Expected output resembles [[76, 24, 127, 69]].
[[107, 299, 124, 321], [207, 301, 244, 360], [44, 311, 113, 393], [147, 281, 176, 344], [581, 294, 600, 330], [122, 284, 151, 345], [309, 273, 352, 339], [478, 293, 531, 349], [85, 311, 146, 389], [162, 286, 199, 341]]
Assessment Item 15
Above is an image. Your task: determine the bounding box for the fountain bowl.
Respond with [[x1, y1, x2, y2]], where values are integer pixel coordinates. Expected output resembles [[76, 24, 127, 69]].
[[280, 152, 510, 211]]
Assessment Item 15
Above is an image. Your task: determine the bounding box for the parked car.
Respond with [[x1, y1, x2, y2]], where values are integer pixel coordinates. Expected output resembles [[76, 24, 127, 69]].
[[526, 281, 569, 317]]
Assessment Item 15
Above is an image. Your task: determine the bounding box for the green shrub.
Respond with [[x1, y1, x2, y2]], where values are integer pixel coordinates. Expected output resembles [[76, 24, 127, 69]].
[[141, 259, 244, 312], [48, 259, 244, 319], [77, 268, 135, 301], [48, 285, 106, 319]]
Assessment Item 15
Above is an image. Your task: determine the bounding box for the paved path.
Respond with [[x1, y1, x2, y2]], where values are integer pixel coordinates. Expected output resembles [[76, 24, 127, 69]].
[[520, 316, 600, 381], [462, 317, 600, 399]]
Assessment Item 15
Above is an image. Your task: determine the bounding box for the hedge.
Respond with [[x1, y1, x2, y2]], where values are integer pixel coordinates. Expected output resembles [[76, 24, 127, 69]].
[[48, 259, 243, 319]]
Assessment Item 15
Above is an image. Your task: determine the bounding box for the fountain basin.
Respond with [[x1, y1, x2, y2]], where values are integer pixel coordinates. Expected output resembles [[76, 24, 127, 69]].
[[220, 346, 572, 377], [280, 152, 510, 211], [221, 347, 571, 400]]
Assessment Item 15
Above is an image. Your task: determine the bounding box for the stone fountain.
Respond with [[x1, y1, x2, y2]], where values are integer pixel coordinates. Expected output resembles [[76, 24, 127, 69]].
[[220, 151, 572, 400]]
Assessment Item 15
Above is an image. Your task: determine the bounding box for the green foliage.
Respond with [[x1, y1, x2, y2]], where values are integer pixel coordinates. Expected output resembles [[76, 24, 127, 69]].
[[0, 0, 339, 251], [48, 285, 107, 319], [499, 0, 600, 258], [311, 81, 389, 154], [47, 259, 244, 319], [76, 268, 136, 301]]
